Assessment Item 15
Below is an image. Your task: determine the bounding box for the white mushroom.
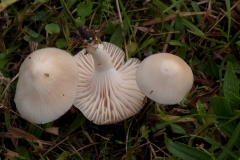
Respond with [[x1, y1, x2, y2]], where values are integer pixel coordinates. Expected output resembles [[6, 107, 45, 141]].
[[74, 42, 145, 125], [14, 48, 78, 124], [136, 53, 193, 104]]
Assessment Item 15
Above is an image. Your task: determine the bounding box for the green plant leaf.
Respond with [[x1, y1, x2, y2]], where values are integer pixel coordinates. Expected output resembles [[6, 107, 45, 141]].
[[23, 27, 39, 38], [23, 35, 44, 42], [165, 136, 211, 160], [162, 0, 184, 14], [77, 1, 93, 17], [140, 125, 150, 139], [45, 23, 60, 34], [138, 38, 155, 52], [223, 62, 240, 109], [215, 27, 228, 39], [0, 53, 9, 69], [196, 100, 207, 125], [0, 46, 19, 69], [16, 146, 32, 160], [210, 96, 233, 117], [225, 0, 231, 40], [110, 25, 123, 47], [30, 10, 46, 21], [76, 17, 85, 25], [203, 136, 220, 152], [104, 22, 116, 34], [218, 119, 240, 149], [56, 151, 70, 160], [233, 63, 240, 74], [208, 56, 219, 79], [227, 150, 240, 160], [33, 0, 48, 5], [60, 0, 77, 27], [169, 40, 184, 46], [55, 38, 67, 49], [175, 44, 188, 59], [63, 115, 85, 136], [127, 42, 137, 55], [174, 14, 184, 39], [66, 0, 76, 8], [110, 18, 129, 48], [28, 124, 44, 138], [170, 124, 186, 135], [191, 2, 206, 30], [75, 16, 85, 26], [236, 41, 240, 46], [163, 22, 174, 32], [217, 123, 240, 160], [203, 135, 240, 160]]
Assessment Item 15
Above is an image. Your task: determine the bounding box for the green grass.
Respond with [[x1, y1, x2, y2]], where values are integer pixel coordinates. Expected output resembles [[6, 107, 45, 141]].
[[1, 0, 240, 159]]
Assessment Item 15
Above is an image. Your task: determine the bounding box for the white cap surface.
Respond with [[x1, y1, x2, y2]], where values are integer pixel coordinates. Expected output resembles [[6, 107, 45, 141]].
[[74, 42, 145, 125], [14, 48, 78, 124], [136, 53, 193, 104]]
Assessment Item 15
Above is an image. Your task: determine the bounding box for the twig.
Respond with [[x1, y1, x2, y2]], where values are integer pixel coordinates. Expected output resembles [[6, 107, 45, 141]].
[[89, 9, 97, 29], [95, 133, 110, 140], [83, 131, 94, 143], [127, 8, 149, 13], [146, 137, 156, 158], [139, 25, 154, 44], [68, 141, 84, 160], [70, 142, 101, 156], [43, 136, 69, 156], [150, 142, 172, 158]]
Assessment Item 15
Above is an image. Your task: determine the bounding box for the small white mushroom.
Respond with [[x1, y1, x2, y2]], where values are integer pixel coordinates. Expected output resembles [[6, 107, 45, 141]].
[[136, 53, 193, 104], [14, 48, 78, 124], [74, 42, 145, 125]]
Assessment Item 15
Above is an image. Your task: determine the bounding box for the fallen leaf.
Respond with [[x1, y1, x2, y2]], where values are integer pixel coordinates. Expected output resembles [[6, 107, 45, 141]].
[[0, 126, 42, 155]]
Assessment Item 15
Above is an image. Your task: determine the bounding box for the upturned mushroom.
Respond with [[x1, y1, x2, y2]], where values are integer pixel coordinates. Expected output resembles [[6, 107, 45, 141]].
[[74, 26, 145, 125], [136, 53, 193, 105], [74, 42, 145, 124], [14, 48, 78, 124]]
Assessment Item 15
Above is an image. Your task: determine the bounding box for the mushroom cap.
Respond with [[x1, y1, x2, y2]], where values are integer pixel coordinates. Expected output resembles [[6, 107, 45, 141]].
[[14, 48, 78, 124], [136, 53, 193, 104], [74, 42, 145, 125]]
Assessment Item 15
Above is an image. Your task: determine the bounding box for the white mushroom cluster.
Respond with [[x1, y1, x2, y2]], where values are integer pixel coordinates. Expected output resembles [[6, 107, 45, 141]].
[[74, 42, 145, 125], [14, 26, 193, 125]]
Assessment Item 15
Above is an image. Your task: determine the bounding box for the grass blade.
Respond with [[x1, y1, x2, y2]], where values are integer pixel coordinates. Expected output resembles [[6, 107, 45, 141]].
[[165, 136, 211, 160], [225, 0, 231, 40], [217, 123, 240, 160], [162, 0, 184, 14]]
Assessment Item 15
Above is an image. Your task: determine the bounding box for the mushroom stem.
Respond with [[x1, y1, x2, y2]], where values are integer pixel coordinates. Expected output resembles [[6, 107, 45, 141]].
[[86, 43, 114, 72]]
